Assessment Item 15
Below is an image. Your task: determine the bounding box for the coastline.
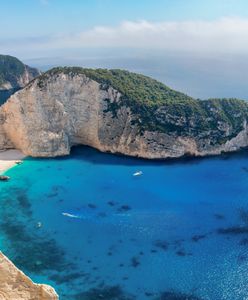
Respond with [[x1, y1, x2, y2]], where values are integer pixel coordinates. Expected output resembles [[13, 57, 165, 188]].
[[0, 149, 26, 174], [0, 149, 58, 299], [0, 251, 58, 299]]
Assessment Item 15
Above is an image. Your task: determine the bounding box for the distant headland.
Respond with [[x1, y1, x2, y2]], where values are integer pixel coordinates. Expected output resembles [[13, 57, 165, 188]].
[[0, 55, 248, 161]]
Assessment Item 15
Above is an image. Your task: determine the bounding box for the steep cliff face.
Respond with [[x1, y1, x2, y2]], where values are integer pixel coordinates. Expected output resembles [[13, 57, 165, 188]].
[[0, 55, 41, 90], [0, 55, 41, 105], [0, 252, 58, 300], [0, 67, 248, 159]]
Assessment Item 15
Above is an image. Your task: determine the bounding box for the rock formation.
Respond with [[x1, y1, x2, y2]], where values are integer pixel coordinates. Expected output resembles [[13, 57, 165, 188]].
[[0, 251, 58, 300], [0, 55, 40, 91], [0, 67, 248, 159], [0, 55, 41, 104]]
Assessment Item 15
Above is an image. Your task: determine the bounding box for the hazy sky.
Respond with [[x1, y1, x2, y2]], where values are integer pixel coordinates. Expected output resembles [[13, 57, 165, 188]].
[[1, 0, 248, 99]]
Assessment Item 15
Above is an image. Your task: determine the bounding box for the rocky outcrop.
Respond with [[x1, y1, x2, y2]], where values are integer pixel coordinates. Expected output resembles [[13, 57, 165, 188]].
[[0, 251, 58, 300], [0, 68, 248, 159], [0, 55, 41, 91], [0, 65, 40, 91], [0, 55, 41, 105]]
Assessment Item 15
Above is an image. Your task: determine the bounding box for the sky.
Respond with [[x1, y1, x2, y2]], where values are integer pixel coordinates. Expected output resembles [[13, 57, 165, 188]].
[[1, 0, 248, 99]]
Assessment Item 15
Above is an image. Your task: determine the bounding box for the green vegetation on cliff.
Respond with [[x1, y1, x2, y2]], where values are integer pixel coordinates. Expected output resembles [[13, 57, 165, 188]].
[[40, 67, 193, 105], [0, 54, 41, 104], [0, 55, 25, 86], [39, 67, 248, 143]]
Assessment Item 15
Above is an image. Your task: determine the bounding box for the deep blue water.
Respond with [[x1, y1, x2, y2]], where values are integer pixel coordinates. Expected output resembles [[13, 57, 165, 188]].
[[1, 146, 248, 299], [0, 88, 20, 105]]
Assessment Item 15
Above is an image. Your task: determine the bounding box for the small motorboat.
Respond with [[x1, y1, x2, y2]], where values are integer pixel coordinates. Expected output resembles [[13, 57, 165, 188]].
[[0, 175, 10, 181], [133, 171, 143, 177], [62, 212, 82, 219], [36, 222, 42, 228]]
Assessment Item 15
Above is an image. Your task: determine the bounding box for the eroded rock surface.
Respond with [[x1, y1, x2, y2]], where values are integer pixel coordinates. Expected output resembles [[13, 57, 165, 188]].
[[0, 252, 58, 300], [0, 55, 40, 91], [0, 69, 248, 159]]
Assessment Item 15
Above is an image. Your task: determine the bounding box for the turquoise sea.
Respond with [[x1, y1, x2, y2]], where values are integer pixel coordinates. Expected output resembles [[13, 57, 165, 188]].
[[1, 146, 248, 299]]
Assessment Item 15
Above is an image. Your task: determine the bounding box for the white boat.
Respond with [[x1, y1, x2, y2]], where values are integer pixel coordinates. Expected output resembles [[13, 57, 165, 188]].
[[36, 222, 42, 228], [62, 212, 81, 219], [133, 171, 143, 177]]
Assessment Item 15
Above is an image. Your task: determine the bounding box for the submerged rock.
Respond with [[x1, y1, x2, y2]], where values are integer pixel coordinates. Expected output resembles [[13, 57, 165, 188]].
[[157, 290, 202, 300], [48, 272, 86, 284], [118, 205, 132, 212], [217, 226, 248, 235], [130, 256, 140, 268], [213, 213, 225, 220], [239, 238, 248, 245], [239, 208, 248, 224], [191, 234, 207, 242], [175, 249, 192, 257], [153, 239, 169, 250], [73, 285, 135, 300], [0, 217, 73, 274]]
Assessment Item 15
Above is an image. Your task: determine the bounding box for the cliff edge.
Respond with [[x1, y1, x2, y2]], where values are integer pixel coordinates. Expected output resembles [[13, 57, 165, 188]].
[[0, 252, 58, 300], [0, 54, 41, 105], [0, 67, 248, 159], [0, 55, 41, 91]]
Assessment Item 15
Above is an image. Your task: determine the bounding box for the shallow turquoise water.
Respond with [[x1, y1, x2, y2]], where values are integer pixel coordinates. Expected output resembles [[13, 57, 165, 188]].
[[1, 147, 248, 299]]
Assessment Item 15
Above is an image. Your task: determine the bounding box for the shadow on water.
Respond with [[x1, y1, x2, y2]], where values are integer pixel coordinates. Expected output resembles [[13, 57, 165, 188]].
[[24, 145, 248, 168]]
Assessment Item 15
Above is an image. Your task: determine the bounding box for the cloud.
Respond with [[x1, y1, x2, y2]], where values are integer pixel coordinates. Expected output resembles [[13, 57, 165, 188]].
[[4, 17, 248, 99], [53, 18, 248, 55], [3, 17, 248, 56]]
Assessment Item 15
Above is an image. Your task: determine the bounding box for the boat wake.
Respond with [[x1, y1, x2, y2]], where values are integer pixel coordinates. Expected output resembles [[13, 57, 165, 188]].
[[62, 212, 82, 219]]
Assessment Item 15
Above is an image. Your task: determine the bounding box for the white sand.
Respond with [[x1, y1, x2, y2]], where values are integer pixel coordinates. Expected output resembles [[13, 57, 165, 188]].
[[0, 149, 26, 174]]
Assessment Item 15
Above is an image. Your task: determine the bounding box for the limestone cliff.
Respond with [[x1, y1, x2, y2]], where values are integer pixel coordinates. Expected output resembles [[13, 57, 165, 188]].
[[0, 55, 41, 91], [0, 251, 58, 300], [0, 55, 41, 105], [0, 67, 248, 159]]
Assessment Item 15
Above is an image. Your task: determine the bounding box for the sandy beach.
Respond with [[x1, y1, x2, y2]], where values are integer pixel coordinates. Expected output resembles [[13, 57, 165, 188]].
[[0, 149, 26, 174]]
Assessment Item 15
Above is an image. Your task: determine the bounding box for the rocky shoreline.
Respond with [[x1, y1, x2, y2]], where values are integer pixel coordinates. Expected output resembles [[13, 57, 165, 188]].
[[0, 251, 58, 299]]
